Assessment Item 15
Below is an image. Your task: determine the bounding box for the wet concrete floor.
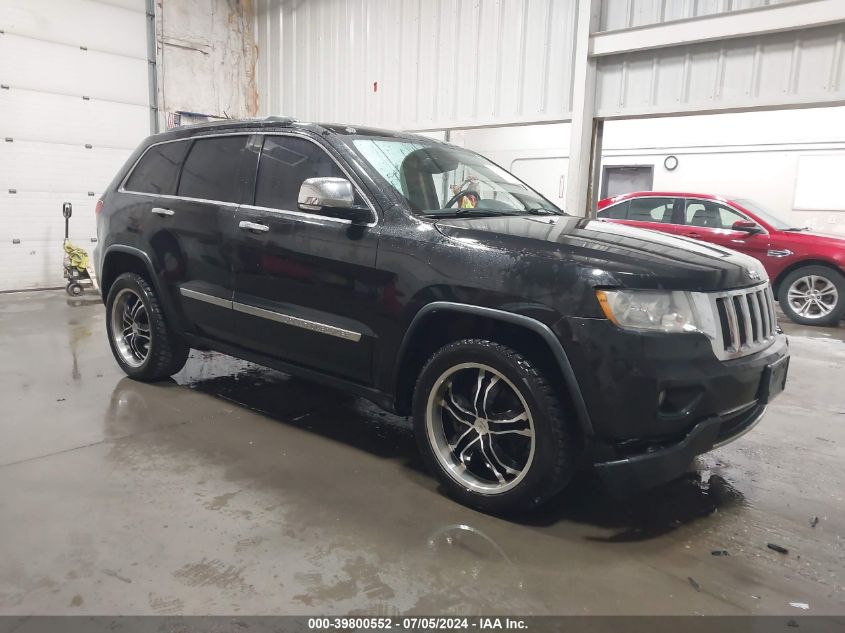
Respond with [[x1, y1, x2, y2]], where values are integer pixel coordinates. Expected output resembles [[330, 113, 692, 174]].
[[0, 290, 843, 615]]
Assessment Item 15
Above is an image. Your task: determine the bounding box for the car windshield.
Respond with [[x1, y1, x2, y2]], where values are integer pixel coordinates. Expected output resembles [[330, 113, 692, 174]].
[[732, 198, 795, 230], [348, 137, 563, 217]]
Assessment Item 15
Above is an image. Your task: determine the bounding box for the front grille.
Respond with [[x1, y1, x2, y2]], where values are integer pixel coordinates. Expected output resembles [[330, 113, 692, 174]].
[[710, 283, 777, 360]]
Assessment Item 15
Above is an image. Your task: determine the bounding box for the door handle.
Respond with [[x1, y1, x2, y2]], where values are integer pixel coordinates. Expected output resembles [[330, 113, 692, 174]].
[[151, 207, 174, 216], [239, 221, 270, 233], [685, 231, 702, 238]]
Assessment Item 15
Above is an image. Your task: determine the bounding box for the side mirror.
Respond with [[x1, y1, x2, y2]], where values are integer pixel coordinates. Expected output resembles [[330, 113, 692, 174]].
[[731, 219, 763, 234], [62, 202, 73, 219], [298, 177, 371, 224]]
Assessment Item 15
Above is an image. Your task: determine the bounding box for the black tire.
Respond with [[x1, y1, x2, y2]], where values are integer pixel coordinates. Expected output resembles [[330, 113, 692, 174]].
[[412, 339, 576, 514], [777, 265, 845, 327], [66, 282, 83, 296], [105, 273, 189, 381]]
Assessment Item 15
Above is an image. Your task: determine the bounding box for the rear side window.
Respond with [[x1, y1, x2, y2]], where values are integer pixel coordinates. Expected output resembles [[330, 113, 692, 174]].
[[124, 141, 190, 195], [598, 201, 629, 219], [177, 135, 250, 203], [255, 136, 363, 216], [628, 197, 673, 223]]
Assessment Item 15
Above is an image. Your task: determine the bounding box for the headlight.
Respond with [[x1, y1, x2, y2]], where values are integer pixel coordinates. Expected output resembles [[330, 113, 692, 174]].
[[595, 289, 717, 337]]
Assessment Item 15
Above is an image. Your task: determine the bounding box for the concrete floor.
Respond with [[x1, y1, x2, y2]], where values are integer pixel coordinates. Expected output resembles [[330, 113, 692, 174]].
[[0, 289, 843, 616]]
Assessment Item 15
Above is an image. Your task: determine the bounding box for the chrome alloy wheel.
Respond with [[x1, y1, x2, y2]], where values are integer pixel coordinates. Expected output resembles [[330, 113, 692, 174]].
[[787, 274, 839, 319], [111, 288, 151, 367], [425, 362, 535, 495]]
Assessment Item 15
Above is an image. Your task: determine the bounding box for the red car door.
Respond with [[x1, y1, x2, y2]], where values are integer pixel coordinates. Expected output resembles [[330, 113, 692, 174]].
[[680, 198, 771, 263]]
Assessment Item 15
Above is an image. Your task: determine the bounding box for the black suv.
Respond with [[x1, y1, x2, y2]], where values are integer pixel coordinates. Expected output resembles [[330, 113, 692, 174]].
[[94, 118, 789, 512]]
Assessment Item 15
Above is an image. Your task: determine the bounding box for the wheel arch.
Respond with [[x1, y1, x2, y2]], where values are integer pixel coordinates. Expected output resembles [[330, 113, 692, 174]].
[[101, 246, 180, 325], [772, 259, 845, 296], [392, 302, 593, 436]]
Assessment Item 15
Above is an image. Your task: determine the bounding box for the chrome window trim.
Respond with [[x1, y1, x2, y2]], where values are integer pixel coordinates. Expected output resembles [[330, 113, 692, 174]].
[[118, 130, 378, 226], [179, 287, 234, 309], [232, 302, 362, 342], [121, 190, 240, 208]]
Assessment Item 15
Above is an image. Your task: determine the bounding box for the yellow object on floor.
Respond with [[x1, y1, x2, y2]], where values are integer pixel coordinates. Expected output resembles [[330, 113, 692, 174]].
[[63, 240, 90, 273]]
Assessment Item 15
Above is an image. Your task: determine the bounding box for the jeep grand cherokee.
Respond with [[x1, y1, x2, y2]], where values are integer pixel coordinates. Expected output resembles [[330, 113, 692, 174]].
[[93, 118, 789, 513]]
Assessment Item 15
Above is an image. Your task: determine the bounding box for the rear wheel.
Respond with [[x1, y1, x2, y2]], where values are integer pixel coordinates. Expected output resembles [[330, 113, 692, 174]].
[[778, 266, 845, 326], [413, 339, 576, 514], [105, 273, 189, 381], [66, 281, 83, 296]]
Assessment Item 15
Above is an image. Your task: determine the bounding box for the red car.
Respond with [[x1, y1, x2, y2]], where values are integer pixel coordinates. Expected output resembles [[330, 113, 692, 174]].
[[597, 192, 845, 326]]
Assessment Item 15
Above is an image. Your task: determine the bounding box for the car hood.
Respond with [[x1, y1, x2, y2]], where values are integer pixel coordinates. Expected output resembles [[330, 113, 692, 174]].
[[779, 229, 845, 247], [434, 215, 768, 292]]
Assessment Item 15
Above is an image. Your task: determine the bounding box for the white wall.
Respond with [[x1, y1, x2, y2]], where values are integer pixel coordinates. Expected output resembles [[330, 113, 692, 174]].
[[0, 0, 149, 290], [448, 106, 845, 235], [253, 0, 578, 130]]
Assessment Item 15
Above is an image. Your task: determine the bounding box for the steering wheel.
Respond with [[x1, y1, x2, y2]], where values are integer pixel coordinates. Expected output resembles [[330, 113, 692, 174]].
[[444, 189, 481, 208]]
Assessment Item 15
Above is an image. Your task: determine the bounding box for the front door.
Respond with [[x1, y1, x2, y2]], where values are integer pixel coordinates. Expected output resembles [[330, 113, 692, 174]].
[[681, 198, 771, 263], [231, 134, 382, 384]]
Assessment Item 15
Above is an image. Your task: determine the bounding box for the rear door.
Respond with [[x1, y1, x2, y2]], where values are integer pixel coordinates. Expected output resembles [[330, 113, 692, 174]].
[[231, 134, 382, 384], [681, 198, 770, 261], [128, 134, 254, 342], [597, 196, 685, 237]]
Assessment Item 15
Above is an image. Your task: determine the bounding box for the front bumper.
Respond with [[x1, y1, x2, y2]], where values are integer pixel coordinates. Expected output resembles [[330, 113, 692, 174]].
[[594, 402, 766, 496], [555, 317, 789, 494]]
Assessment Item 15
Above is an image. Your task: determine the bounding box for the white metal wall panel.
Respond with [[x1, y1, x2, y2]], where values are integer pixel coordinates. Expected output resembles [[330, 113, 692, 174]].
[[0, 193, 99, 245], [0, 1, 148, 290], [598, 0, 799, 31], [0, 34, 147, 105], [254, 0, 577, 130], [0, 141, 131, 195], [0, 0, 146, 58], [0, 89, 149, 148], [0, 193, 100, 292], [596, 23, 845, 117]]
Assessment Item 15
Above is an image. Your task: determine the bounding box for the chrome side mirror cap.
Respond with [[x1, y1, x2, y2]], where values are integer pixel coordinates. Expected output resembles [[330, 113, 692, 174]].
[[298, 177, 355, 211]]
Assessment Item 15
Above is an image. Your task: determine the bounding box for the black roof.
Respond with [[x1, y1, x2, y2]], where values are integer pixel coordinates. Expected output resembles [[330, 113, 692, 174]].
[[153, 117, 426, 143]]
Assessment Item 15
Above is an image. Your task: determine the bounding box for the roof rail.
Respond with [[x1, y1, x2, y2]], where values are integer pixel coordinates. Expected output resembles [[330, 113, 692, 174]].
[[264, 116, 296, 125]]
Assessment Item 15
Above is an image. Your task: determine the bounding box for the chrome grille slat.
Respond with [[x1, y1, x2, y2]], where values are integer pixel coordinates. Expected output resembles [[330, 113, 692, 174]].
[[724, 298, 741, 352], [709, 282, 777, 360], [749, 292, 763, 343], [756, 290, 770, 339]]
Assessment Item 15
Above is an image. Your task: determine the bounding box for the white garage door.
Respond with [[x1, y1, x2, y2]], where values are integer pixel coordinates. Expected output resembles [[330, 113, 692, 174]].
[[0, 0, 150, 291]]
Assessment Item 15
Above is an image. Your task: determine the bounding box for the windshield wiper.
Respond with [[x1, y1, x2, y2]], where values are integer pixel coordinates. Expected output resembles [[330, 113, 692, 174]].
[[783, 226, 809, 232], [524, 207, 564, 216]]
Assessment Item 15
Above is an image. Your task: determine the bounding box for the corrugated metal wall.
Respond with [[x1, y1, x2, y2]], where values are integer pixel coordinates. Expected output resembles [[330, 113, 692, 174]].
[[255, 0, 845, 129], [596, 23, 845, 117], [254, 0, 577, 130], [598, 0, 798, 32]]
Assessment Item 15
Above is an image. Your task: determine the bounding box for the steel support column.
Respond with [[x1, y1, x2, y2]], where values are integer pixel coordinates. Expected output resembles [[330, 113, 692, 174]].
[[565, 0, 602, 218]]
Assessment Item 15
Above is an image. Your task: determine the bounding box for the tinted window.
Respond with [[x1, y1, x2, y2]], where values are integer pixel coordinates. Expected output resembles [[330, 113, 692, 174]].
[[685, 200, 747, 229], [177, 136, 250, 203], [255, 136, 362, 217], [598, 201, 629, 219], [628, 197, 674, 223], [124, 141, 190, 195]]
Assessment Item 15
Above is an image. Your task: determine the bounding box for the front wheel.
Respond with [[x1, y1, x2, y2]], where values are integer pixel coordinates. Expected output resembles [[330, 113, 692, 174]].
[[412, 339, 576, 514], [778, 266, 845, 326], [105, 273, 190, 381]]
